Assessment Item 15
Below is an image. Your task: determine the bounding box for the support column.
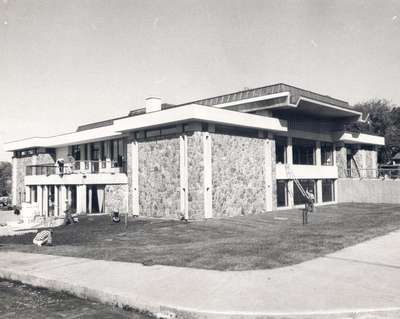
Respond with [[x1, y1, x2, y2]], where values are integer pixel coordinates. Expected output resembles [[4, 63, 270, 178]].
[[316, 141, 321, 166], [288, 180, 294, 208], [203, 131, 212, 218], [76, 185, 87, 215], [317, 179, 323, 204], [131, 140, 139, 216], [38, 186, 43, 215], [60, 185, 67, 215], [265, 132, 275, 212], [54, 186, 59, 216], [88, 186, 93, 214], [180, 134, 188, 219], [287, 136, 293, 165], [79, 144, 85, 170], [105, 140, 112, 170], [25, 186, 31, 203], [42, 185, 48, 217], [11, 157, 17, 206]]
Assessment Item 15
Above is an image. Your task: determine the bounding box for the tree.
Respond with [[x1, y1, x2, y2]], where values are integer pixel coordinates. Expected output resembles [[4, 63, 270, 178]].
[[0, 161, 12, 196], [350, 99, 399, 163]]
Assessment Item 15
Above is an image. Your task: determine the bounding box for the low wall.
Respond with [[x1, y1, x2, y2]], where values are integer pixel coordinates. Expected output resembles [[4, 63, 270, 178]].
[[337, 178, 400, 204]]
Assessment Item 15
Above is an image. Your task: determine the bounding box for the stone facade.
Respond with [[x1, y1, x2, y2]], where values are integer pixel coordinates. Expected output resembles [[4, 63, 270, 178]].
[[211, 133, 266, 217], [14, 156, 33, 205], [13, 153, 55, 205], [187, 131, 204, 219], [104, 184, 128, 214], [138, 135, 180, 218], [335, 144, 347, 178]]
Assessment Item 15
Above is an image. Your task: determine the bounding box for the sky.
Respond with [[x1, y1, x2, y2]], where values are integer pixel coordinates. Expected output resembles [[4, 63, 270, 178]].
[[1, 0, 399, 161]]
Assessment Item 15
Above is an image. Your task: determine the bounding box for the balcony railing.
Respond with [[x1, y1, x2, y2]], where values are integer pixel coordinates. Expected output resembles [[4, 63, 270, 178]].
[[344, 167, 400, 179], [26, 160, 127, 176]]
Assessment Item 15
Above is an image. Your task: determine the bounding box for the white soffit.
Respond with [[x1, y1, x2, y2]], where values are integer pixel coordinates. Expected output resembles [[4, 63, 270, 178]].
[[337, 132, 385, 146], [113, 104, 288, 133], [4, 126, 122, 151]]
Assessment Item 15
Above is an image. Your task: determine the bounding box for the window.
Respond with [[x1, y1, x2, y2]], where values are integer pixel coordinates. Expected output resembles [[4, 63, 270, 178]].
[[321, 142, 333, 166], [293, 138, 315, 165], [322, 179, 335, 202], [32, 186, 38, 203], [275, 136, 287, 164], [71, 145, 81, 161], [277, 180, 288, 207], [294, 179, 317, 205]]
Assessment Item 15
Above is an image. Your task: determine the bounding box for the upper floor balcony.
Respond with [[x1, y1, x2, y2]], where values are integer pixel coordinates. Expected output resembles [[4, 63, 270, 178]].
[[25, 160, 128, 186]]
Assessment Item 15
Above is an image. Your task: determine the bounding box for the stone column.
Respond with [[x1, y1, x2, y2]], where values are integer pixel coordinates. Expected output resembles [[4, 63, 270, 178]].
[[203, 131, 212, 218], [129, 139, 139, 216], [179, 134, 188, 219]]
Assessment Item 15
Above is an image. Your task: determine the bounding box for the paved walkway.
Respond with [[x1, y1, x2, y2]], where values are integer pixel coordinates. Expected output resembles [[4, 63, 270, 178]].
[[1, 231, 400, 318]]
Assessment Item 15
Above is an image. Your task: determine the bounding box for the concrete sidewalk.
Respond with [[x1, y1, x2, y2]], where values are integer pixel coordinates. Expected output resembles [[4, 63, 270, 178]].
[[1, 231, 400, 318]]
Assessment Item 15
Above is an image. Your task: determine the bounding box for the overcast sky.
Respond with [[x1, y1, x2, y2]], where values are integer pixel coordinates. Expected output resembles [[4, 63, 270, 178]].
[[1, 0, 399, 161]]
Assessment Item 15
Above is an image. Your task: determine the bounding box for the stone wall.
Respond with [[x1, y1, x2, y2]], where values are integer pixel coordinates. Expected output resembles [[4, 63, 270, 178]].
[[337, 178, 400, 204], [13, 153, 55, 206], [335, 144, 347, 178], [138, 135, 180, 218], [187, 132, 204, 219], [211, 133, 266, 217], [14, 157, 33, 205], [104, 184, 128, 214]]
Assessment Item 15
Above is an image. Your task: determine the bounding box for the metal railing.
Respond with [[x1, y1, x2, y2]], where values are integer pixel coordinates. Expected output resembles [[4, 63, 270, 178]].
[[26, 160, 127, 176], [344, 168, 400, 179]]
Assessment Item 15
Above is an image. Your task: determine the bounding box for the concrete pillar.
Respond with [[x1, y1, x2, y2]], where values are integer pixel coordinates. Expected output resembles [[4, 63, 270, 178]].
[[60, 185, 67, 215], [316, 141, 321, 166], [25, 186, 31, 203], [11, 157, 17, 206], [54, 186, 59, 216], [88, 186, 93, 214], [317, 179, 323, 204], [179, 134, 188, 219], [264, 132, 274, 212], [79, 144, 85, 170], [76, 185, 87, 215], [38, 186, 43, 216], [287, 136, 293, 165], [288, 180, 294, 208], [130, 140, 139, 216], [203, 131, 212, 218], [42, 185, 48, 217], [104, 140, 111, 170]]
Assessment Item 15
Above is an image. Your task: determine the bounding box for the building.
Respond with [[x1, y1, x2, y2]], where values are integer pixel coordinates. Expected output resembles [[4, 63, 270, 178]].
[[4, 83, 385, 220]]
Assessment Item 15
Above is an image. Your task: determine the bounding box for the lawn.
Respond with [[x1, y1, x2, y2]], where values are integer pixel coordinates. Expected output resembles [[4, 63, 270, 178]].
[[1, 203, 400, 271]]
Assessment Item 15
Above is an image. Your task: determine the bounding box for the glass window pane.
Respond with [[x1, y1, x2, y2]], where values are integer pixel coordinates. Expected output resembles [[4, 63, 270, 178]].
[[294, 179, 316, 205], [277, 180, 288, 207], [322, 179, 335, 202], [275, 136, 287, 164], [292, 138, 315, 165]]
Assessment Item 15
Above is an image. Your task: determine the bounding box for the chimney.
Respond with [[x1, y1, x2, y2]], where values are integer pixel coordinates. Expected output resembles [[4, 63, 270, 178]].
[[145, 96, 162, 113]]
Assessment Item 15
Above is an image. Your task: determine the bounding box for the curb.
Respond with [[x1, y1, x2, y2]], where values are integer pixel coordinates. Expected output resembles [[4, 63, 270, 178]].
[[1, 267, 400, 319]]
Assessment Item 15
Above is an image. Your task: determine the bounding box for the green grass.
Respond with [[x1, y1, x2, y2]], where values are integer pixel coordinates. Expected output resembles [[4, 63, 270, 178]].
[[1, 203, 400, 270]]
